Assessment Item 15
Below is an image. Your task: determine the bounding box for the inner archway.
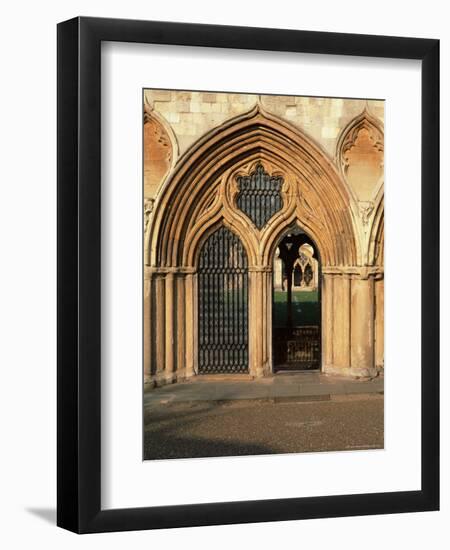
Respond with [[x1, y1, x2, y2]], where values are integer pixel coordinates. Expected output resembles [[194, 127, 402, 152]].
[[272, 229, 321, 371]]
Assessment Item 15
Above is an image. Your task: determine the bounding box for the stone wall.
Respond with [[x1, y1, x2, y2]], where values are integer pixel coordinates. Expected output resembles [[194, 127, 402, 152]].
[[143, 89, 384, 201]]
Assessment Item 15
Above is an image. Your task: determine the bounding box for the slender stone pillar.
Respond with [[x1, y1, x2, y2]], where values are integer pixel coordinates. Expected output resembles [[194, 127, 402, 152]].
[[192, 273, 198, 376], [273, 256, 283, 290], [350, 276, 375, 376], [321, 273, 334, 370], [333, 275, 351, 369], [248, 269, 264, 377], [143, 270, 152, 383], [247, 270, 255, 376], [266, 270, 273, 374], [313, 258, 319, 290], [164, 272, 175, 380], [154, 274, 165, 376], [176, 274, 186, 378], [262, 270, 271, 373], [257, 270, 265, 377], [375, 278, 384, 371], [184, 272, 195, 377]]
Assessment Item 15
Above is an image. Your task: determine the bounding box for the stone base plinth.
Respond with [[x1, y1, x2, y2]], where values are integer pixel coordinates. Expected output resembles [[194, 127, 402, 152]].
[[322, 364, 379, 379]]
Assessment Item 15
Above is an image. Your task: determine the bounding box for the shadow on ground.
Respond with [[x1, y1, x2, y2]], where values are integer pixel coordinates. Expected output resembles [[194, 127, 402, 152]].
[[144, 397, 384, 460], [144, 401, 276, 459]]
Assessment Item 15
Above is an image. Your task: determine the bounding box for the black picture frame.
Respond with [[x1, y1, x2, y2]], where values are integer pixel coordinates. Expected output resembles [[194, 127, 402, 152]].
[[57, 16, 439, 533]]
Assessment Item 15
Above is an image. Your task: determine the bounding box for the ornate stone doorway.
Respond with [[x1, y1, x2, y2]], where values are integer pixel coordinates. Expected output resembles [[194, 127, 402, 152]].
[[272, 230, 321, 371], [144, 104, 382, 386]]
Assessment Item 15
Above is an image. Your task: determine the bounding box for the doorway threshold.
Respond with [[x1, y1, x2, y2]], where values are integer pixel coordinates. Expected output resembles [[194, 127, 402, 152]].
[[194, 374, 254, 382], [274, 369, 321, 375]]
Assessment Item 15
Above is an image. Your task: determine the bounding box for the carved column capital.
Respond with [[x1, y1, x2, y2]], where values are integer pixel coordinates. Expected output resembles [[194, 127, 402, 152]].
[[322, 265, 383, 280]]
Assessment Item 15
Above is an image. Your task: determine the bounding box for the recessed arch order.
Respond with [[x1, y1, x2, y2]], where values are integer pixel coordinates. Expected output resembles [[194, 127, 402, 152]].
[[147, 104, 360, 270]]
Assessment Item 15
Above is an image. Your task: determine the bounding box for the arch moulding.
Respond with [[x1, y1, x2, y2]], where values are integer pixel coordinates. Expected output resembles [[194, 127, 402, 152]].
[[144, 105, 380, 387], [146, 104, 360, 270]]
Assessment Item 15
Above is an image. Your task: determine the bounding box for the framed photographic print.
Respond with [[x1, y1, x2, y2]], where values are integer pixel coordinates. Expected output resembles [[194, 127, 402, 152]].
[[57, 17, 439, 533]]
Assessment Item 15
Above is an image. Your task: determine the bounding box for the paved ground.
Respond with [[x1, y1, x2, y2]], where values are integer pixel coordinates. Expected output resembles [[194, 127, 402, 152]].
[[144, 395, 384, 459], [144, 372, 384, 406], [144, 373, 384, 460]]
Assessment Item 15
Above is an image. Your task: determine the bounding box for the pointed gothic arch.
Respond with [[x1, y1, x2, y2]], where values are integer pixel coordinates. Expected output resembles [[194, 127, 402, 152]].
[[144, 104, 381, 386], [147, 104, 359, 269]]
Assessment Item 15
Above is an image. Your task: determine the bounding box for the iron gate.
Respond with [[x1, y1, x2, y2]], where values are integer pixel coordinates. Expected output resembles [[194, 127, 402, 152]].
[[273, 326, 320, 370], [198, 226, 249, 374]]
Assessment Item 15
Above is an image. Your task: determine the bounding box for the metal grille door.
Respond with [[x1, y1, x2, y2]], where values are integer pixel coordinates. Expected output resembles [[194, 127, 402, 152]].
[[286, 326, 320, 368], [198, 226, 248, 374], [273, 326, 320, 371]]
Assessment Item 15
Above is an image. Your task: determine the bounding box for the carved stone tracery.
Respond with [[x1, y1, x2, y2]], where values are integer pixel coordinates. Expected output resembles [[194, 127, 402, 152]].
[[358, 201, 375, 228], [235, 162, 284, 229]]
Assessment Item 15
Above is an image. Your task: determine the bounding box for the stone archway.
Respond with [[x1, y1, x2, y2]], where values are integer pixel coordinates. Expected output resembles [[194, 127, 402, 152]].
[[144, 104, 380, 386], [272, 230, 322, 372]]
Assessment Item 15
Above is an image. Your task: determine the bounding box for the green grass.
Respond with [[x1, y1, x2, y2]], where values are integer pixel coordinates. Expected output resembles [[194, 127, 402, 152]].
[[201, 288, 319, 327], [273, 290, 320, 327]]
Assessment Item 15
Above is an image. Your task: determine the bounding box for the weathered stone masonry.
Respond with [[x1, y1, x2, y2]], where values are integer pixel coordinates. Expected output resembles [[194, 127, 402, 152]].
[[143, 91, 384, 386]]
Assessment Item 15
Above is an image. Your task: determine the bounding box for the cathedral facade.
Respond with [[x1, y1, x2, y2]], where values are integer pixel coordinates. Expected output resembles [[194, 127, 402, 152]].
[[143, 90, 384, 387]]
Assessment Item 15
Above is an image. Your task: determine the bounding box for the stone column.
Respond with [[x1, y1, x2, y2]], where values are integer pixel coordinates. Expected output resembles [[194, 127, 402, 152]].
[[375, 277, 384, 371], [332, 274, 351, 369], [321, 273, 334, 371], [313, 258, 319, 290], [143, 269, 152, 384], [184, 272, 195, 378], [262, 270, 271, 374], [256, 268, 273, 376], [176, 274, 186, 379], [192, 273, 198, 376], [154, 274, 165, 379], [248, 268, 265, 377], [350, 276, 376, 376], [164, 272, 175, 381], [273, 255, 283, 290]]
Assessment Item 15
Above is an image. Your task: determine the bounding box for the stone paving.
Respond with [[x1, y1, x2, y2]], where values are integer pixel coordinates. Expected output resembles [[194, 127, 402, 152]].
[[143, 392, 384, 459], [144, 372, 384, 407]]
